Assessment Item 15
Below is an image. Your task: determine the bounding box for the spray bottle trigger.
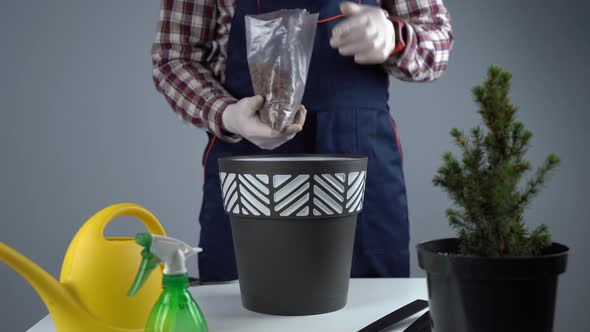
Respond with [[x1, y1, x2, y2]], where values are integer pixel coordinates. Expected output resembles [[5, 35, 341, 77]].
[[128, 233, 160, 297]]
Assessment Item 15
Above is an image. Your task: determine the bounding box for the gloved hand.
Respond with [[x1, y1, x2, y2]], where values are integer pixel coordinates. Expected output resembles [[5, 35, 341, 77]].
[[221, 96, 307, 150], [330, 2, 396, 64]]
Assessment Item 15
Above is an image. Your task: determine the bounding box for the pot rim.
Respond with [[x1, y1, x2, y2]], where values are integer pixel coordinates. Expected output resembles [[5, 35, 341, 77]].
[[417, 238, 569, 260], [218, 155, 368, 219], [219, 154, 368, 163], [417, 238, 569, 278]]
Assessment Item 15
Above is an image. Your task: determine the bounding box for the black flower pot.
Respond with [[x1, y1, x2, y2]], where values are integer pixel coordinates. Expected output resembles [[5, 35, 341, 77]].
[[417, 238, 569, 332], [219, 155, 368, 315]]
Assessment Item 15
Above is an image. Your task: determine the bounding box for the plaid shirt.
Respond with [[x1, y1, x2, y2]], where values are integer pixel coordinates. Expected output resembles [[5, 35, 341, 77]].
[[152, 0, 454, 142]]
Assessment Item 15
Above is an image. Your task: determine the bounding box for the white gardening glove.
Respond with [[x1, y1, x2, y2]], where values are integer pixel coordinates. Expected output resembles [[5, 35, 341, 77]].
[[221, 96, 307, 150], [330, 2, 396, 64]]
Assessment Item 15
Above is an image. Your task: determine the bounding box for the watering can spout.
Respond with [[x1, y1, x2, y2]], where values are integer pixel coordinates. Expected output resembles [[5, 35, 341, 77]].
[[0, 242, 84, 318]]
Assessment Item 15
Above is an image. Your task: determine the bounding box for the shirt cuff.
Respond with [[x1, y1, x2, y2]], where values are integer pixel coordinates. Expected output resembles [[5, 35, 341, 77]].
[[210, 96, 242, 143], [384, 18, 417, 71], [388, 17, 407, 56]]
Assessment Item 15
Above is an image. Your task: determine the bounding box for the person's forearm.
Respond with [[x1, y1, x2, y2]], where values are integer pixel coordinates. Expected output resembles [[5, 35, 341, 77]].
[[152, 51, 239, 141], [152, 0, 241, 142], [383, 0, 454, 82]]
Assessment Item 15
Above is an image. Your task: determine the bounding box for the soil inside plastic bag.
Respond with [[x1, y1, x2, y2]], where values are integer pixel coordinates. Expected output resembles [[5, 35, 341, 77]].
[[246, 9, 319, 132]]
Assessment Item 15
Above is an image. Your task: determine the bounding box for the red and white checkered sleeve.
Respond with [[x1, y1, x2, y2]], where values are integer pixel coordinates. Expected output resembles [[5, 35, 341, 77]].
[[152, 0, 241, 142], [384, 0, 454, 82]]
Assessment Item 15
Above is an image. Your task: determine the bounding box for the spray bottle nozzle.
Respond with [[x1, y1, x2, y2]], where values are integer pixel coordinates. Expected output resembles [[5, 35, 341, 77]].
[[128, 233, 202, 297], [136, 232, 152, 247]]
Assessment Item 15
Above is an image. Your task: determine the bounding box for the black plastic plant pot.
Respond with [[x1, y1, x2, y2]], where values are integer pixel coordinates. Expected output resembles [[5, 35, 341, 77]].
[[417, 238, 569, 332], [218, 155, 368, 316]]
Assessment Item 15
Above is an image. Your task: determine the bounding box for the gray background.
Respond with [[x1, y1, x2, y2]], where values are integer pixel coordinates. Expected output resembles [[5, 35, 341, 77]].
[[1, 0, 588, 331]]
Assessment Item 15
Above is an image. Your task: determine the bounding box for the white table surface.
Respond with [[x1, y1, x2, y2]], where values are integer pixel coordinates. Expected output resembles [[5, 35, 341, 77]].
[[28, 278, 428, 332]]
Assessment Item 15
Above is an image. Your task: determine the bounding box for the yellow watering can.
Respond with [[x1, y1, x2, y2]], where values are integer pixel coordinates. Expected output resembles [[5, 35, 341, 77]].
[[0, 203, 167, 332]]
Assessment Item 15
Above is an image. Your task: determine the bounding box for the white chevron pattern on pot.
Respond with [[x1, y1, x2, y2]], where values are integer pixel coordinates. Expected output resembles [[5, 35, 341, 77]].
[[239, 174, 271, 216], [273, 175, 311, 217], [219, 171, 366, 217], [220, 172, 240, 214], [312, 174, 344, 216], [346, 171, 366, 213]]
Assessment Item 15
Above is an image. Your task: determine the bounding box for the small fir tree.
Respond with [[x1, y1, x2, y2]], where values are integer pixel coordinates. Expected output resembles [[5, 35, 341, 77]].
[[433, 66, 560, 257]]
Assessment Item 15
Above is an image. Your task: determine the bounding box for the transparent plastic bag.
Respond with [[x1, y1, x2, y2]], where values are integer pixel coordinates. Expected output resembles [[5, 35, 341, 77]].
[[245, 9, 319, 132]]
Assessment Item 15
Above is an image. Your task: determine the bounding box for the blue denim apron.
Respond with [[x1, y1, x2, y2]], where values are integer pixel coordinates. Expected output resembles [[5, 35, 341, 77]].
[[198, 0, 409, 281]]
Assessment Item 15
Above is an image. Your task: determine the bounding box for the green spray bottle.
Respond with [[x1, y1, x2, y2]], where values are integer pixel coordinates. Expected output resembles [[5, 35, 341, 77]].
[[128, 233, 208, 332]]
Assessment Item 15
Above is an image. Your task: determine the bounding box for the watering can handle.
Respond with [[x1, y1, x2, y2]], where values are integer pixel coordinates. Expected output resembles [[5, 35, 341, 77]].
[[59, 203, 167, 283], [86, 203, 167, 239]]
